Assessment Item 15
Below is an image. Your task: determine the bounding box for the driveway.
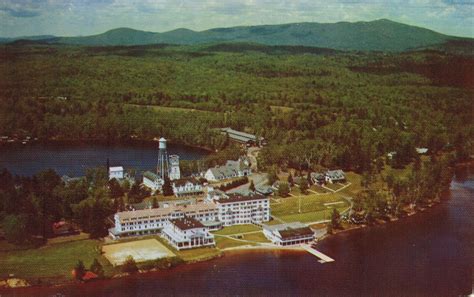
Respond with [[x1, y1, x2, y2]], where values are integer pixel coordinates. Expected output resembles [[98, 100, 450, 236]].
[[226, 173, 268, 195]]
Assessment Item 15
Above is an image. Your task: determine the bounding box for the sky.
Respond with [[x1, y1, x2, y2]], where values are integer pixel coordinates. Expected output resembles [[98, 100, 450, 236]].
[[0, 0, 472, 38]]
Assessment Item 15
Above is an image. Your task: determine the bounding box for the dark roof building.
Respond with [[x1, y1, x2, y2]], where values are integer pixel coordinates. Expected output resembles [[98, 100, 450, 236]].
[[169, 217, 205, 230]]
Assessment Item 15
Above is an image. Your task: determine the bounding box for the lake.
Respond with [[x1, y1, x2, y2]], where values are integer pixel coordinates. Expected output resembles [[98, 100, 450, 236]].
[[0, 142, 209, 177], [5, 166, 472, 296]]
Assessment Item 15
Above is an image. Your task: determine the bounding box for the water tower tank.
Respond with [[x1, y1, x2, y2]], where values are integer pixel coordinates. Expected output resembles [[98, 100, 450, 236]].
[[159, 137, 167, 150]]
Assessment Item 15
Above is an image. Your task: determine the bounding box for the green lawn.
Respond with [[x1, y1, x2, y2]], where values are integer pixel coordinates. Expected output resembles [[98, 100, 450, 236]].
[[278, 210, 331, 223], [176, 247, 222, 262], [215, 236, 254, 249], [242, 232, 270, 243], [324, 183, 345, 191], [0, 239, 112, 282], [271, 193, 346, 215], [271, 192, 350, 223], [213, 224, 261, 235], [309, 185, 329, 194]]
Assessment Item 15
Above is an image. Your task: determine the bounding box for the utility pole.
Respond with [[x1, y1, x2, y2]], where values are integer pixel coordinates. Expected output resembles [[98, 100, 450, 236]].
[[299, 196, 301, 214]]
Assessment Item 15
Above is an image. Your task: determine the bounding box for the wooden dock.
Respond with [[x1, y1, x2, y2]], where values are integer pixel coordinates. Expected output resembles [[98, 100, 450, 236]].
[[302, 245, 335, 263]]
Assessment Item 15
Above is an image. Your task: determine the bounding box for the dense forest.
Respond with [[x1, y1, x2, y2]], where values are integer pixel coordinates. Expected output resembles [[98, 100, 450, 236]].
[[1, 42, 472, 172], [0, 41, 472, 247]]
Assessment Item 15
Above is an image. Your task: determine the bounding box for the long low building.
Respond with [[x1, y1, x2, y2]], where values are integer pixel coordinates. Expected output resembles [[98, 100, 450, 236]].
[[220, 128, 266, 146], [263, 222, 315, 246], [204, 158, 252, 182], [109, 192, 271, 239], [109, 203, 219, 239]]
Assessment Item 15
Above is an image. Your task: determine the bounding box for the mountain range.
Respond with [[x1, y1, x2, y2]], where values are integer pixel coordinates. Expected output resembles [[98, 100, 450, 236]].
[[2, 19, 471, 52]]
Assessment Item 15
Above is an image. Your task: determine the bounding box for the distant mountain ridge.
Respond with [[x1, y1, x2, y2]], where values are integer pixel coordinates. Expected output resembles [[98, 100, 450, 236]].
[[2, 19, 471, 52]]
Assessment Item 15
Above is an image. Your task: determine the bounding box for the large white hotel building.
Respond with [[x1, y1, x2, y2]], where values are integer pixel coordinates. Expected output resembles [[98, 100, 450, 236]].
[[109, 193, 270, 239]]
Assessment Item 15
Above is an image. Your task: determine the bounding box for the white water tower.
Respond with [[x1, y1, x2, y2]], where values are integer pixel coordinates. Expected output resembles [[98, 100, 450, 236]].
[[157, 137, 169, 179]]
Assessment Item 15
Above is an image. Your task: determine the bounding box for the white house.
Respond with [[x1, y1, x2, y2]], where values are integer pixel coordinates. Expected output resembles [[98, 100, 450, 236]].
[[142, 171, 163, 192], [109, 202, 219, 239], [172, 178, 203, 197], [204, 158, 252, 182], [325, 170, 346, 184], [109, 166, 124, 180], [310, 172, 326, 185], [214, 193, 270, 226], [416, 147, 429, 155], [263, 222, 315, 246], [162, 217, 215, 250]]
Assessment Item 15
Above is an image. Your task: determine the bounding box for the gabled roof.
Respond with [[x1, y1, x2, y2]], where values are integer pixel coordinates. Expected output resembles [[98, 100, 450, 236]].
[[221, 128, 258, 140], [173, 177, 201, 187], [143, 171, 160, 181], [207, 159, 250, 179], [326, 170, 345, 180], [310, 172, 325, 179]]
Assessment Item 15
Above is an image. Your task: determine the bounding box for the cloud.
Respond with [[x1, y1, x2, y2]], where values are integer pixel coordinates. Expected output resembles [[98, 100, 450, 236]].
[[0, 0, 472, 37], [0, 7, 40, 17]]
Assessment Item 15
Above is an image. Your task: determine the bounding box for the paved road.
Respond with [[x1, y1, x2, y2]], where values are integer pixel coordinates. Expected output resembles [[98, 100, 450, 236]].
[[226, 172, 268, 195], [247, 147, 261, 172]]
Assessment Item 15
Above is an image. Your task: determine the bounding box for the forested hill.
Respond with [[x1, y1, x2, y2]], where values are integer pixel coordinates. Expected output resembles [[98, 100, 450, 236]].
[[3, 19, 466, 52]]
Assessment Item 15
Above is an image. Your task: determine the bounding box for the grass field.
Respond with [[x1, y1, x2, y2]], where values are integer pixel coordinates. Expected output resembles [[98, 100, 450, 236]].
[[241, 232, 270, 243], [174, 246, 221, 262], [102, 239, 175, 266], [214, 236, 254, 249], [126, 103, 211, 114], [0, 239, 111, 282], [271, 190, 350, 223], [213, 224, 261, 235]]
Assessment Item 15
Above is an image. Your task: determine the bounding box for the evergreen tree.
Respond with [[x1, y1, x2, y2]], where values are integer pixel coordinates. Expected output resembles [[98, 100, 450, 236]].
[[299, 178, 308, 195], [152, 197, 158, 208], [90, 258, 104, 278], [306, 172, 312, 185], [122, 256, 138, 274], [162, 176, 174, 196], [249, 180, 256, 192], [108, 178, 124, 199], [330, 208, 341, 229], [74, 260, 86, 280], [287, 173, 294, 186], [278, 182, 290, 197]]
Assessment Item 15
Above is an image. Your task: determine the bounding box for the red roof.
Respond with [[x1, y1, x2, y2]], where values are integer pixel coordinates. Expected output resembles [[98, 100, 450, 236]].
[[82, 271, 98, 281]]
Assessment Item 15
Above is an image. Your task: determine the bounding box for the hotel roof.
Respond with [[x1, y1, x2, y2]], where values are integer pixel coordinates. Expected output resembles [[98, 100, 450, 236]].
[[170, 217, 204, 230], [216, 193, 268, 204], [116, 202, 217, 222], [264, 222, 314, 239]]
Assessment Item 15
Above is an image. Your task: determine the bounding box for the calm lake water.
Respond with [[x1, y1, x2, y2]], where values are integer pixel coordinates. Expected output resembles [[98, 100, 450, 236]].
[[0, 142, 209, 177], [3, 168, 473, 297]]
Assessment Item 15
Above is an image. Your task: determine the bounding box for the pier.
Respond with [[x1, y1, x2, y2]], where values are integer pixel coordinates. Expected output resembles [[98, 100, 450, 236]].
[[302, 245, 335, 263]]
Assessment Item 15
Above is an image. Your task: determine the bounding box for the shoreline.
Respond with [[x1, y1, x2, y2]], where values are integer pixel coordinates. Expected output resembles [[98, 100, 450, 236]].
[[0, 137, 215, 154], [0, 199, 444, 290], [0, 163, 467, 290]]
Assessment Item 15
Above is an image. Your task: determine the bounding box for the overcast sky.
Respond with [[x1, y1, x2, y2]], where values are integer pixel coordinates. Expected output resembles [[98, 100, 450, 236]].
[[0, 0, 472, 38]]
